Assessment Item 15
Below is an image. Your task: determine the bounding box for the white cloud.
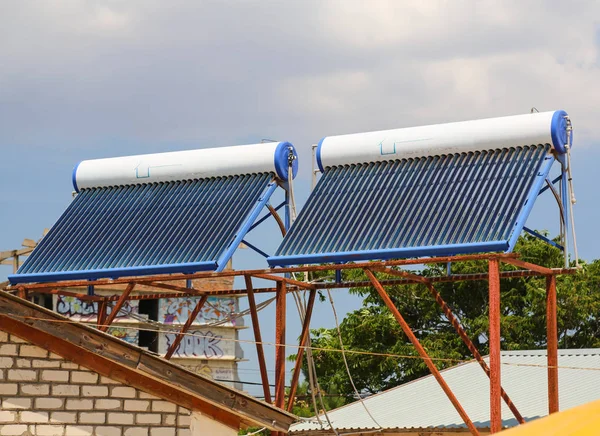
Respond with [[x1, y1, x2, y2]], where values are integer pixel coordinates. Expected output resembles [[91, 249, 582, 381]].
[[0, 0, 598, 151]]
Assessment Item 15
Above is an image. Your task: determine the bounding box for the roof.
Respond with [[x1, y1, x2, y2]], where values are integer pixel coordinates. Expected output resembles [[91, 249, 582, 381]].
[[0, 290, 296, 433], [269, 145, 553, 266], [290, 349, 600, 434], [11, 173, 277, 284]]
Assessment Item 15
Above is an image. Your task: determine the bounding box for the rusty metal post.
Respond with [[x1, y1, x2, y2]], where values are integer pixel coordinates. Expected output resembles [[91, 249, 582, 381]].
[[164, 295, 208, 360], [375, 266, 524, 424], [287, 288, 317, 412], [97, 299, 108, 328], [99, 283, 135, 332], [245, 275, 272, 404], [489, 259, 502, 433], [274, 281, 287, 410], [16, 286, 27, 300], [426, 282, 524, 423], [365, 269, 480, 436], [546, 275, 559, 414]]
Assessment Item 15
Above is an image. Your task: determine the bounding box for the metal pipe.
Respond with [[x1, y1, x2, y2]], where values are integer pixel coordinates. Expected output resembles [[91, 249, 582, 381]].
[[274, 281, 287, 409], [287, 289, 317, 412], [245, 276, 272, 404], [489, 259, 502, 433], [364, 269, 480, 436], [267, 204, 287, 237], [546, 275, 559, 414]]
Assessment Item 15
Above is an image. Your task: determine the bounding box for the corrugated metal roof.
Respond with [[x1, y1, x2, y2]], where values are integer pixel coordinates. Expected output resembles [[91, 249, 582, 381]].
[[269, 145, 553, 266], [290, 349, 600, 433], [10, 173, 276, 283]]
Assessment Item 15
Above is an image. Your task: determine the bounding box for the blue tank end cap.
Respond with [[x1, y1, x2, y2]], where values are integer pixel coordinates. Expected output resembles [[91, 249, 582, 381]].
[[316, 137, 326, 173], [274, 141, 299, 181], [72, 161, 81, 192], [551, 110, 571, 154]]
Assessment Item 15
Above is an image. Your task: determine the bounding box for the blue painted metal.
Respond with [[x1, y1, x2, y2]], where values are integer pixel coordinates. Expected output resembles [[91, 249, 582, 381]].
[[268, 242, 509, 267], [270, 145, 552, 267], [551, 110, 569, 154], [72, 162, 81, 192], [274, 142, 299, 181], [241, 240, 270, 259], [10, 173, 275, 284], [523, 227, 564, 251], [248, 201, 286, 232], [9, 261, 218, 284], [215, 181, 278, 271], [507, 154, 555, 251], [316, 137, 326, 173]]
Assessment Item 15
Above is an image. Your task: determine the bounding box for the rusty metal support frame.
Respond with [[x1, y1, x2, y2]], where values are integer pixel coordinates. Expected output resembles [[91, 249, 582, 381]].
[[365, 268, 480, 436], [98, 283, 135, 332], [7, 252, 571, 430], [274, 281, 287, 410], [245, 275, 272, 404], [489, 259, 502, 433], [546, 275, 559, 414], [287, 288, 317, 412], [375, 266, 525, 425], [165, 295, 209, 360]]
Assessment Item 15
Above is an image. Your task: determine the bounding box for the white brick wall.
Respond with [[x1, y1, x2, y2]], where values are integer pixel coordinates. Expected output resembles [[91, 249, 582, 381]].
[[0, 334, 192, 435]]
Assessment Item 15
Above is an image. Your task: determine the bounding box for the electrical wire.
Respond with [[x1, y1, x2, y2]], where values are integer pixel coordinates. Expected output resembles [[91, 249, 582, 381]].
[[326, 289, 382, 431], [10, 313, 600, 372]]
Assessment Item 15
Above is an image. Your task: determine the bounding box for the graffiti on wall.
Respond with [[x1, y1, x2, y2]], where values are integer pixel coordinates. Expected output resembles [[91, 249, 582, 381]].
[[164, 330, 225, 358], [158, 297, 238, 326], [107, 327, 138, 345], [55, 296, 138, 323]]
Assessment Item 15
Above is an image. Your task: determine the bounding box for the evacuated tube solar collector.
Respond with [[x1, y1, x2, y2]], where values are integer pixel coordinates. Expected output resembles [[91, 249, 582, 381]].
[[269, 110, 572, 267], [11, 142, 298, 284]]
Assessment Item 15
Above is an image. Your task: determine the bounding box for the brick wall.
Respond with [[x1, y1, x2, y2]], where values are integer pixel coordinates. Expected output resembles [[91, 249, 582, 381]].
[[0, 332, 191, 436]]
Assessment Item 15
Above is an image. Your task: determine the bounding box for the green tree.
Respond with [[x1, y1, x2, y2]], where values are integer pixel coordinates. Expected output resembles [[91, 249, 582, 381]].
[[294, 233, 600, 408]]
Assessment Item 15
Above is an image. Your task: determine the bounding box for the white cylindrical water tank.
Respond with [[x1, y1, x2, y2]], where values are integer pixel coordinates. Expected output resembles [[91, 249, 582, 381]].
[[73, 141, 298, 191], [316, 110, 571, 171]]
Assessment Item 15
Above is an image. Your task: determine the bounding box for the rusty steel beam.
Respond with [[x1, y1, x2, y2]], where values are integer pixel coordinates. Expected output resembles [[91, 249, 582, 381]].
[[252, 273, 315, 290], [546, 275, 559, 414], [489, 259, 502, 433], [145, 282, 206, 295], [364, 269, 480, 436], [164, 295, 209, 360], [500, 258, 554, 275], [287, 288, 317, 412], [245, 276, 272, 404], [99, 283, 135, 332], [12, 253, 521, 291], [377, 267, 525, 424], [97, 299, 108, 328], [31, 288, 104, 302], [274, 281, 287, 409]]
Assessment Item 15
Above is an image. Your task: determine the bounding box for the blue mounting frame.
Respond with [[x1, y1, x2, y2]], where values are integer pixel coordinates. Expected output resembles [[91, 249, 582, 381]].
[[268, 241, 509, 267]]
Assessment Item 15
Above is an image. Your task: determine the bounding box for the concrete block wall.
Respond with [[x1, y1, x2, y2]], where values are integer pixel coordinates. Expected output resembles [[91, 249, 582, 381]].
[[0, 332, 191, 436]]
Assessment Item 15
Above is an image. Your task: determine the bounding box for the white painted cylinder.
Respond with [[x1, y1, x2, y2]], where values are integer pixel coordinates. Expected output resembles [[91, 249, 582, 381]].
[[316, 110, 570, 171], [73, 141, 298, 191]]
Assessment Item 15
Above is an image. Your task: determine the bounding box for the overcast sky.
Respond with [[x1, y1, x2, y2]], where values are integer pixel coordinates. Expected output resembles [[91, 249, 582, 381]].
[[1, 1, 599, 396]]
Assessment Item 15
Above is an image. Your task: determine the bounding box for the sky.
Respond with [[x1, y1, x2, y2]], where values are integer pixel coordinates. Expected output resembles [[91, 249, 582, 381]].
[[1, 0, 600, 398]]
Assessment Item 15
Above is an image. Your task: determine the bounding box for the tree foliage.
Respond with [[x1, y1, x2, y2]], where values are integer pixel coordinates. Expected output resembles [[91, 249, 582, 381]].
[[291, 233, 600, 410]]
